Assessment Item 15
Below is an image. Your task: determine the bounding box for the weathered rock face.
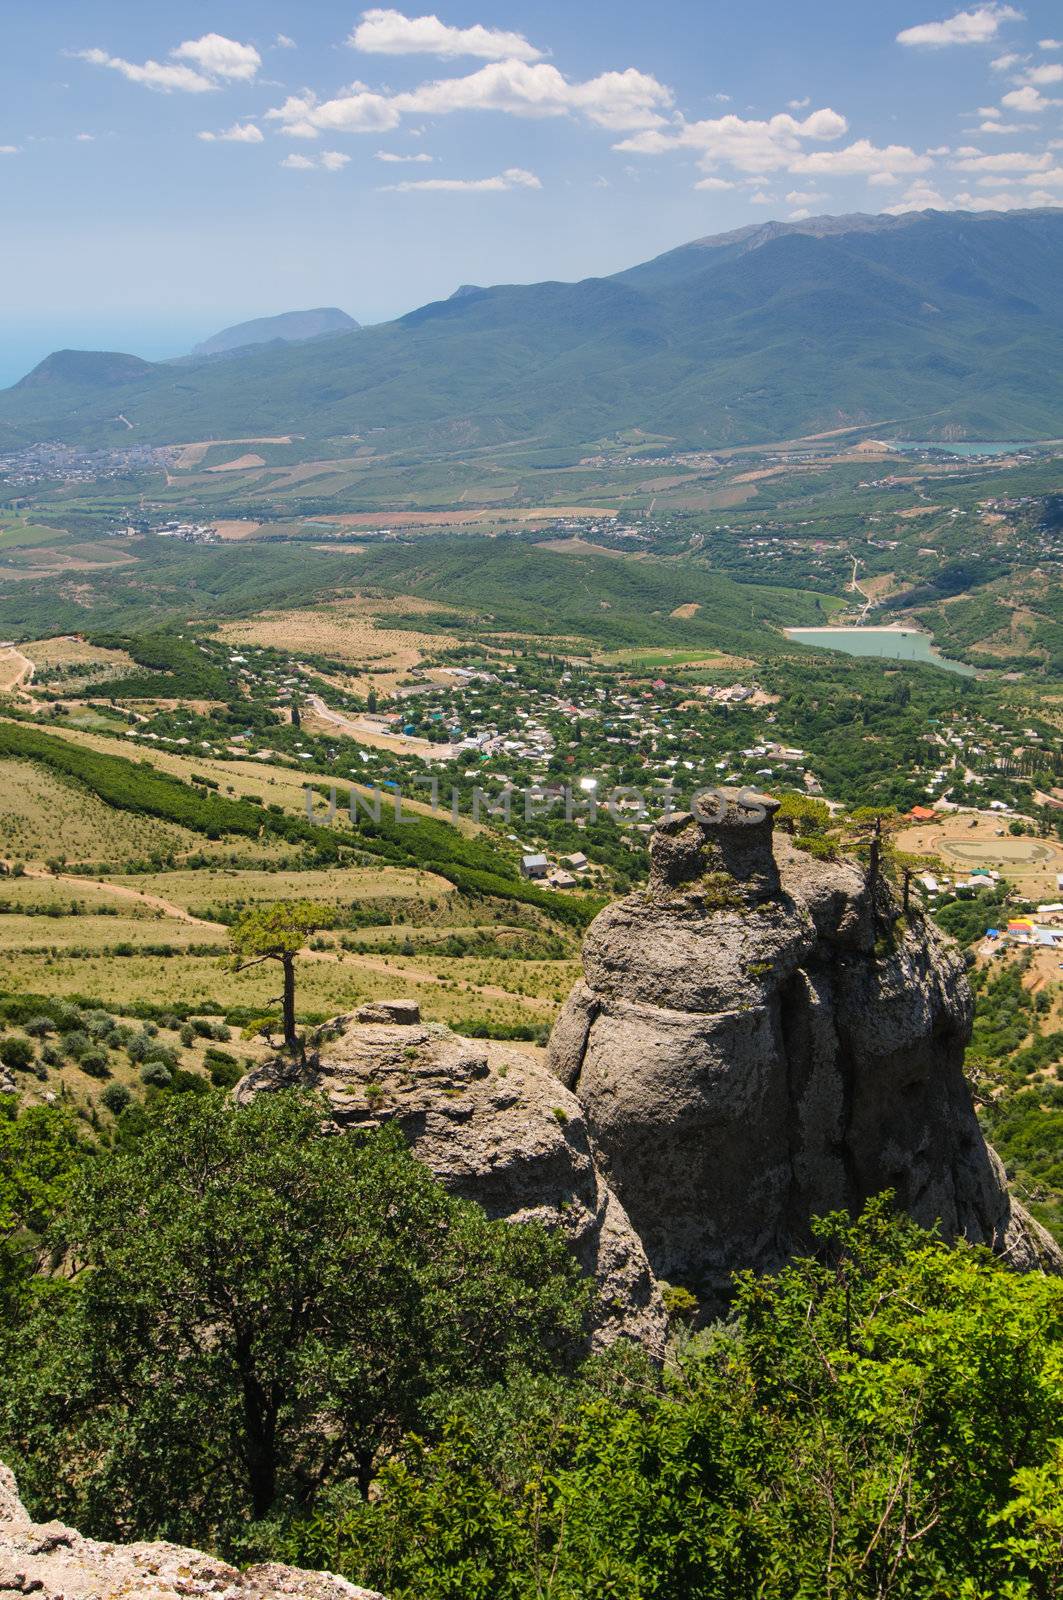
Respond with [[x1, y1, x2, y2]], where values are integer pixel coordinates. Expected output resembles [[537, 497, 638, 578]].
[[0, 1460, 383, 1600], [235, 1011, 667, 1353], [549, 799, 1061, 1305]]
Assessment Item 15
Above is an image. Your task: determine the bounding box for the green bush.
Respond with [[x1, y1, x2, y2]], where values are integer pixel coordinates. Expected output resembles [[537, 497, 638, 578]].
[[140, 1061, 173, 1088], [100, 1084, 132, 1116], [60, 1030, 91, 1062], [0, 1036, 34, 1072], [79, 1049, 111, 1080]]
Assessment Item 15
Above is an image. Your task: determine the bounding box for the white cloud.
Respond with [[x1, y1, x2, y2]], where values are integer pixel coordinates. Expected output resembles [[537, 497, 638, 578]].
[[790, 138, 932, 177], [350, 8, 542, 63], [785, 188, 826, 204], [617, 106, 848, 173], [883, 180, 955, 211], [868, 170, 901, 186], [281, 150, 349, 171], [0, 145, 19, 155], [198, 122, 264, 144], [693, 175, 735, 189], [381, 164, 541, 191], [977, 117, 1026, 130], [269, 60, 673, 138], [884, 175, 1061, 213], [75, 48, 217, 93], [74, 132, 95, 142], [1001, 84, 1060, 111], [76, 33, 260, 93], [276, 34, 297, 50], [788, 208, 812, 219], [896, 6, 1022, 49], [1039, 38, 1062, 49], [1024, 165, 1063, 185], [990, 51, 1024, 68], [404, 61, 671, 129], [749, 190, 775, 204], [173, 34, 261, 81], [787, 96, 811, 109], [1021, 62, 1063, 84], [375, 149, 433, 161], [951, 147, 1052, 170]]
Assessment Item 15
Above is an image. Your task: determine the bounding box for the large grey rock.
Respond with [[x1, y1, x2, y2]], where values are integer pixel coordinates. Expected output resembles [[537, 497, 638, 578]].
[[0, 1459, 383, 1599], [236, 1019, 667, 1354], [550, 803, 1061, 1307]]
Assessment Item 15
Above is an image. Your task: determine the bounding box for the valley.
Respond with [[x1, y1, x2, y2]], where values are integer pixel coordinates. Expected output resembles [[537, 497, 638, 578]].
[[3, 204, 1063, 1596]]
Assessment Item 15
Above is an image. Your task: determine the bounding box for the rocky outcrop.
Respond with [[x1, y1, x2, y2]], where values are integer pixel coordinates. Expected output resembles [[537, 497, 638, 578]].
[[236, 798, 1058, 1342], [549, 796, 1061, 1305], [0, 1460, 383, 1600], [235, 1007, 667, 1353]]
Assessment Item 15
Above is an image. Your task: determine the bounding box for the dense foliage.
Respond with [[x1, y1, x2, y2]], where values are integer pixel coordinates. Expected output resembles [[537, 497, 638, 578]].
[[0, 1091, 590, 1543], [1, 1084, 1061, 1595], [277, 1202, 1063, 1600]]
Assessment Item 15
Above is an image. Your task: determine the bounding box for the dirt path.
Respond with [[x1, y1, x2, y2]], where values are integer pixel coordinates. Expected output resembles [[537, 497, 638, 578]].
[[848, 554, 873, 620], [20, 867, 225, 928], [0, 646, 35, 700]]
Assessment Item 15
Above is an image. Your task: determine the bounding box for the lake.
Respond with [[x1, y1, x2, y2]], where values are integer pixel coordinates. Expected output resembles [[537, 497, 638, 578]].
[[885, 440, 1043, 458], [784, 626, 976, 676]]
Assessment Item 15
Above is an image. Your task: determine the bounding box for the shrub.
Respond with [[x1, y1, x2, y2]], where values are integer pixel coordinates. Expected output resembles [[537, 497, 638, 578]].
[[100, 1084, 132, 1115], [209, 1058, 245, 1090], [140, 1061, 173, 1088], [169, 1068, 210, 1095], [79, 1049, 111, 1080], [85, 1011, 118, 1042], [0, 1036, 34, 1072], [24, 1016, 55, 1039], [61, 1030, 91, 1062]]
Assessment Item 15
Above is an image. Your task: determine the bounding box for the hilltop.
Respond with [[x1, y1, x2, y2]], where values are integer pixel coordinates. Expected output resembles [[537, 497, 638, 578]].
[[191, 307, 360, 359], [1, 208, 1062, 451]]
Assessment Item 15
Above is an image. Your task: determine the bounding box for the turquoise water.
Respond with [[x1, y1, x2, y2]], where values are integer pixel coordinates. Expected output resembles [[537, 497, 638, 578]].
[[887, 440, 1041, 458], [785, 626, 976, 677]]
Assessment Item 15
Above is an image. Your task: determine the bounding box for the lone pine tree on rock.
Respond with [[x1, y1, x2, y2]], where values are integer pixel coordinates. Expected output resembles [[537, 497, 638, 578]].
[[229, 901, 330, 1053]]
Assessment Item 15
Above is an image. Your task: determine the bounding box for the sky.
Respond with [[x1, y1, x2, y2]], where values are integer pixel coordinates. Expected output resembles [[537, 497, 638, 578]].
[[1, 2, 1063, 384]]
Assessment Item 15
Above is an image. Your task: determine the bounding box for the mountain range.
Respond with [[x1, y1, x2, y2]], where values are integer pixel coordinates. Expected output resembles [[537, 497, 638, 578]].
[[2, 208, 1062, 453]]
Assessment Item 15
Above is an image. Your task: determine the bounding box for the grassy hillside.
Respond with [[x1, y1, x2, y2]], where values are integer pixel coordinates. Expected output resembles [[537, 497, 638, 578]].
[[3, 210, 1063, 452]]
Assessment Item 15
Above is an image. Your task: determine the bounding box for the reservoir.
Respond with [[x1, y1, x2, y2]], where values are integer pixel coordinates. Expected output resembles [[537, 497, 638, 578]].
[[884, 440, 1042, 458], [784, 625, 976, 676]]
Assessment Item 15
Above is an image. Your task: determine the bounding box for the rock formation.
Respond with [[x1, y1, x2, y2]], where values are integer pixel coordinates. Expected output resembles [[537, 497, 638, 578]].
[[549, 795, 1061, 1305], [0, 1460, 383, 1600], [235, 1001, 667, 1351], [237, 806, 1059, 1342]]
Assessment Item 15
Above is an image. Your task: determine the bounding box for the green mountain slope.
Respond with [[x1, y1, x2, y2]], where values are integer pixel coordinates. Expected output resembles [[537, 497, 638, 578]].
[[2, 208, 1061, 451]]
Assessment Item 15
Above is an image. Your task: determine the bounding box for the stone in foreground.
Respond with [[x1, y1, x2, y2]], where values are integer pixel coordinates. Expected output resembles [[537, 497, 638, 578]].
[[0, 1461, 383, 1600]]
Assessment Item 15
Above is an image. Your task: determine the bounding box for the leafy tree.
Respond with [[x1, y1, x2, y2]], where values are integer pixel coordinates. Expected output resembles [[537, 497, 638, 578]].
[[1, 1091, 589, 1544], [228, 901, 331, 1052], [296, 1201, 1063, 1600], [0, 1099, 87, 1321]]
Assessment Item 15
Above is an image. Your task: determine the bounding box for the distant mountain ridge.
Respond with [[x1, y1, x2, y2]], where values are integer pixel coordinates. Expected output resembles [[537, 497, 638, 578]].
[[191, 307, 359, 358], [2, 209, 1062, 450]]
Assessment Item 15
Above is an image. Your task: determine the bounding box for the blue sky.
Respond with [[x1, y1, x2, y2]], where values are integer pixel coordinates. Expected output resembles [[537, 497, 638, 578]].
[[1, 2, 1062, 383]]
